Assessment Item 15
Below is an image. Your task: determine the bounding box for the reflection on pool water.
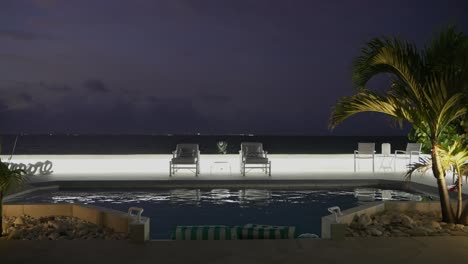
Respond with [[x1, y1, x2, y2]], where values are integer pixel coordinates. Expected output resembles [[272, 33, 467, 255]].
[[7, 188, 434, 239]]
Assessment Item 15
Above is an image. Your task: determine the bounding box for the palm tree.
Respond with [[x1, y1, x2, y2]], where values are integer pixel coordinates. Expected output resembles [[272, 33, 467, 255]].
[[0, 159, 26, 236], [405, 141, 468, 223], [444, 143, 468, 221], [329, 26, 468, 223]]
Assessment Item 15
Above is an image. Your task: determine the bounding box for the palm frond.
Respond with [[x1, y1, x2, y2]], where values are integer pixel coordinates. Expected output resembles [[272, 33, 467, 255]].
[[331, 27, 468, 141], [435, 94, 467, 138], [405, 156, 433, 182], [0, 159, 27, 193], [330, 90, 398, 129], [405, 140, 468, 184], [426, 25, 468, 88], [352, 37, 425, 104]]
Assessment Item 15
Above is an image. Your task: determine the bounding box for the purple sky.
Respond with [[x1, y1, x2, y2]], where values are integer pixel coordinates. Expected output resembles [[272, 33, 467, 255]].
[[0, 0, 467, 135]]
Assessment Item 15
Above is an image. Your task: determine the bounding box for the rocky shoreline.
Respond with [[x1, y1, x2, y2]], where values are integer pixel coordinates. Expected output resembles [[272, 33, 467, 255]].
[[1, 215, 128, 240], [347, 211, 468, 237]]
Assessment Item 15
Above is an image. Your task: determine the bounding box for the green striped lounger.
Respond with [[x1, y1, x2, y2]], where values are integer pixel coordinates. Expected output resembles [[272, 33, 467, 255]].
[[238, 224, 296, 239], [173, 226, 237, 240], [173, 224, 296, 240]]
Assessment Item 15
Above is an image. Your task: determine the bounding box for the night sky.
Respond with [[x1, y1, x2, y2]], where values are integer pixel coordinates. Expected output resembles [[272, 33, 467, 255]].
[[0, 0, 467, 135]]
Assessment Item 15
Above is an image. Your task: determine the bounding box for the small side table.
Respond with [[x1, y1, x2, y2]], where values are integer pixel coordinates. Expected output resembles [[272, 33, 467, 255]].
[[379, 143, 393, 171], [379, 154, 394, 171], [210, 161, 232, 177]]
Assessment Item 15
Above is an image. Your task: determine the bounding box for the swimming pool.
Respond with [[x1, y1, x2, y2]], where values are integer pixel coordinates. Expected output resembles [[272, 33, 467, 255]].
[[7, 188, 433, 239]]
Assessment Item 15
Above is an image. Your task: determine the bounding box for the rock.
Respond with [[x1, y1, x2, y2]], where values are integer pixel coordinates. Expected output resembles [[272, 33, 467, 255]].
[[427, 221, 441, 230], [1, 215, 126, 241], [2, 221, 10, 233], [77, 229, 89, 237], [13, 217, 24, 226], [76, 223, 88, 230], [48, 232, 60, 240], [455, 224, 465, 230], [46, 220, 54, 227], [52, 222, 68, 233], [30, 225, 42, 232], [357, 214, 372, 228], [378, 215, 392, 225], [408, 226, 431, 236], [399, 214, 414, 228], [7, 229, 23, 240], [368, 227, 383, 236], [446, 223, 456, 230], [25, 233, 36, 240]]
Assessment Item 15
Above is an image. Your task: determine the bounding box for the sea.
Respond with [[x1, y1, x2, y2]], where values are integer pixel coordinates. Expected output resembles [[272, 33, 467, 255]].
[[0, 134, 409, 155]]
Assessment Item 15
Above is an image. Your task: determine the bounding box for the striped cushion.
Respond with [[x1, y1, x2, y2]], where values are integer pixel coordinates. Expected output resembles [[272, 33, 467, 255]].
[[239, 224, 296, 239], [173, 226, 237, 240], [172, 224, 296, 240]]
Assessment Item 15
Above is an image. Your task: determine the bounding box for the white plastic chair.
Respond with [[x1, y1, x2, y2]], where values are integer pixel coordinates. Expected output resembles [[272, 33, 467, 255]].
[[394, 143, 422, 168], [354, 143, 376, 172]]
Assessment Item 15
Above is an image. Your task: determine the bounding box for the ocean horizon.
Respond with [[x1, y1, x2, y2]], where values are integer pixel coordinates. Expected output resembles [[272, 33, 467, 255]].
[[0, 134, 410, 155]]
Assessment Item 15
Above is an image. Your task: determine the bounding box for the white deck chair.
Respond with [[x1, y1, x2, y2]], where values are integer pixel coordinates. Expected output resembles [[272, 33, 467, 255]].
[[169, 144, 200, 177], [394, 143, 422, 168], [240, 142, 271, 176], [354, 143, 376, 172]]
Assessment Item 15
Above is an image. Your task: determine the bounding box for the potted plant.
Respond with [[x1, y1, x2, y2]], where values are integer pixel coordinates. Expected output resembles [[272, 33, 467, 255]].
[[217, 141, 228, 154]]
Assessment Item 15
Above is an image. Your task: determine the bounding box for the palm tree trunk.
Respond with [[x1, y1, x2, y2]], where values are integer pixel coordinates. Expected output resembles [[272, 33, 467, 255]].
[[432, 144, 456, 223], [456, 173, 463, 222], [461, 201, 468, 225], [0, 191, 3, 236]]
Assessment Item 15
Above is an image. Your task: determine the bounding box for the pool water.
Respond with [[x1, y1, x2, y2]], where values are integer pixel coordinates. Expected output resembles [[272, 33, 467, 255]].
[[7, 188, 433, 239]]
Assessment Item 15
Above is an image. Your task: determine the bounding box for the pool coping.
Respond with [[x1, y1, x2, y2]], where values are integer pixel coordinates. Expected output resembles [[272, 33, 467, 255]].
[[7, 179, 460, 202]]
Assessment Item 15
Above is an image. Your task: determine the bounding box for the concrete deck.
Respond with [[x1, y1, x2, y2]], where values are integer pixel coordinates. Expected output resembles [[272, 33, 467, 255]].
[[2, 237, 468, 264], [3, 154, 467, 194]]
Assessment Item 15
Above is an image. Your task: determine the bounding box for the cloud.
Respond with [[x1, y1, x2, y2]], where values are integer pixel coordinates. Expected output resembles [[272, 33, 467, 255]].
[[146, 96, 161, 103], [40, 82, 72, 92], [200, 94, 232, 104], [0, 94, 214, 134], [84, 79, 110, 93], [18, 93, 33, 103], [0, 29, 49, 41], [0, 98, 8, 112], [32, 0, 58, 8]]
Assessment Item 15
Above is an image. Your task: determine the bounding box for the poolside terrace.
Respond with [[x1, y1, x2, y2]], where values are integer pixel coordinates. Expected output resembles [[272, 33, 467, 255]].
[[3, 154, 467, 194]]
